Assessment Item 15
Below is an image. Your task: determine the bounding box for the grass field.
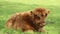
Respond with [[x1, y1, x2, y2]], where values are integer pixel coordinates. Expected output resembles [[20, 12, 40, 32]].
[[0, 0, 60, 34]]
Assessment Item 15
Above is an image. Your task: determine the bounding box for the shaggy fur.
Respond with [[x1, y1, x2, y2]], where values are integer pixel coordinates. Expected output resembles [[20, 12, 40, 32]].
[[6, 7, 50, 32]]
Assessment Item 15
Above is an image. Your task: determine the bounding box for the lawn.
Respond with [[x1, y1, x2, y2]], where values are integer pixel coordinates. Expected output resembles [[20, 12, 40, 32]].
[[0, 0, 60, 34]]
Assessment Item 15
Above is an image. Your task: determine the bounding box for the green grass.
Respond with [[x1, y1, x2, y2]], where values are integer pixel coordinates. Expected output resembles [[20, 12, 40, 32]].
[[0, 0, 60, 34]]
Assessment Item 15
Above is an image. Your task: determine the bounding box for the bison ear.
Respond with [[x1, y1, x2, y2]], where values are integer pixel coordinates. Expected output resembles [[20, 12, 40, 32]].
[[30, 11, 33, 15], [30, 11, 34, 18], [48, 10, 50, 14], [45, 10, 50, 17], [30, 11, 35, 15], [30, 11, 33, 13]]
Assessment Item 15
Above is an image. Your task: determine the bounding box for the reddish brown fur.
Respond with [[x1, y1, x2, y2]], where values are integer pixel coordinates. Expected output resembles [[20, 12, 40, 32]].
[[6, 7, 50, 32]]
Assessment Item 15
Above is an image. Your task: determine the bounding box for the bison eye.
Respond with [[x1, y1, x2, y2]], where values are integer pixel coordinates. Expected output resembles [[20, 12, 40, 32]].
[[45, 13, 47, 16], [34, 15, 40, 20]]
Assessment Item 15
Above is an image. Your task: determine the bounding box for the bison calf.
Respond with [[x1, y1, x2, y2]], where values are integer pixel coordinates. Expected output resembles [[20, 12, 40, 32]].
[[6, 7, 50, 32]]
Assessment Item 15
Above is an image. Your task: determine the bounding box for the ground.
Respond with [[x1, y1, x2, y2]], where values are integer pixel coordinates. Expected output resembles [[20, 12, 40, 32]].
[[0, 0, 60, 34]]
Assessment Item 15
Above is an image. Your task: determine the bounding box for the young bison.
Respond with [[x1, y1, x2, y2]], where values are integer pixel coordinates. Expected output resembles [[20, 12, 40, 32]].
[[6, 7, 50, 32]]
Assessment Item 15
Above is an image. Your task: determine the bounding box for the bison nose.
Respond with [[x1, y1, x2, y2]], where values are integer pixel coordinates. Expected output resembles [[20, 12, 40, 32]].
[[37, 21, 45, 26]]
